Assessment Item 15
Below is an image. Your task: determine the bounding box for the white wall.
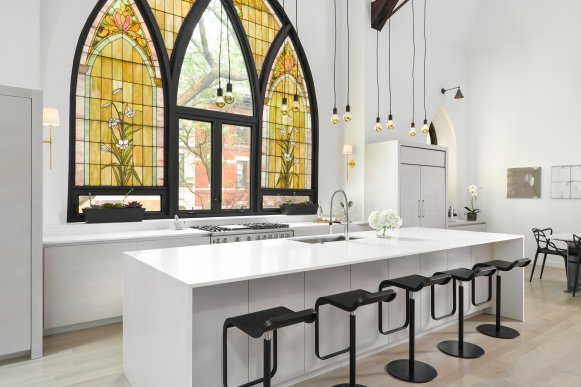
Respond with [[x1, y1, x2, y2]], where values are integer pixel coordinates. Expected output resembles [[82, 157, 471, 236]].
[[467, 4, 581, 260], [0, 0, 40, 89], [39, 0, 342, 224]]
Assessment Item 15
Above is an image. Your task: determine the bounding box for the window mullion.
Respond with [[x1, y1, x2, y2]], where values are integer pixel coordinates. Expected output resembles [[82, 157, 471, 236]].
[[212, 119, 224, 212]]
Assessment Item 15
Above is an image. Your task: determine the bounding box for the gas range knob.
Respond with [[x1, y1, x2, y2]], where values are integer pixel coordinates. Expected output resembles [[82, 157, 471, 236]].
[[247, 236, 252, 241], [268, 235, 273, 239], [274, 234, 279, 239], [214, 239, 220, 244], [235, 237, 240, 242], [222, 238, 227, 243]]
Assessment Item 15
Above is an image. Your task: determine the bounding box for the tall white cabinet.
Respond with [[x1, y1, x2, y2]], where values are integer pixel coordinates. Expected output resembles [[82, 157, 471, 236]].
[[0, 86, 43, 359], [365, 141, 447, 229]]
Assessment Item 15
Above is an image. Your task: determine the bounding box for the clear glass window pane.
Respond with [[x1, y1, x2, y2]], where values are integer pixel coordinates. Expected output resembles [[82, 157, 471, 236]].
[[79, 195, 162, 212], [262, 195, 311, 209], [222, 125, 251, 210], [178, 119, 212, 210], [177, 0, 253, 116]]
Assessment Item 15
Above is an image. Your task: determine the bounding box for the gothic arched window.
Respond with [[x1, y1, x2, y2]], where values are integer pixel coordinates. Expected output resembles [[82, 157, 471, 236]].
[[69, 0, 317, 221]]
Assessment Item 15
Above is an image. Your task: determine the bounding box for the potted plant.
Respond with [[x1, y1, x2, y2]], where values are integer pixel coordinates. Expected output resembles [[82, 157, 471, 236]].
[[82, 190, 146, 223], [368, 209, 403, 238], [279, 198, 319, 215], [464, 184, 481, 221]]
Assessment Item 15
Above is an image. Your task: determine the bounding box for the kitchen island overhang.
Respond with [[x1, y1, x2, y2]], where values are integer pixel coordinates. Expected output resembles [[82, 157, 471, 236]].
[[123, 228, 524, 387]]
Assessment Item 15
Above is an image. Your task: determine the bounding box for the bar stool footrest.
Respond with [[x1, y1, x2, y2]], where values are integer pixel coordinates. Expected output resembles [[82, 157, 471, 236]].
[[385, 359, 437, 383], [476, 323, 520, 339], [437, 340, 484, 359], [333, 384, 366, 387]]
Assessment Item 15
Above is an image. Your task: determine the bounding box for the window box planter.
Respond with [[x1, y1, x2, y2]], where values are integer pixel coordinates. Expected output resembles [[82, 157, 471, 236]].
[[279, 203, 318, 216], [82, 208, 146, 224]]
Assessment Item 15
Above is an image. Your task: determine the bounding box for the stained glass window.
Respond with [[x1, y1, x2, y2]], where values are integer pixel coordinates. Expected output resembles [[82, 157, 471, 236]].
[[262, 38, 312, 190], [146, 0, 196, 57], [234, 0, 282, 76], [75, 0, 164, 187], [177, 0, 253, 116]]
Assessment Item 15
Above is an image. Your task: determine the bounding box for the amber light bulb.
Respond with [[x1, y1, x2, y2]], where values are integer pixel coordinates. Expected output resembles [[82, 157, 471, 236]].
[[387, 114, 395, 130], [224, 83, 234, 105], [421, 119, 429, 134], [409, 122, 417, 137], [331, 107, 340, 125], [374, 117, 383, 133], [292, 94, 300, 112], [215, 87, 225, 108], [281, 97, 289, 116], [343, 105, 352, 122]]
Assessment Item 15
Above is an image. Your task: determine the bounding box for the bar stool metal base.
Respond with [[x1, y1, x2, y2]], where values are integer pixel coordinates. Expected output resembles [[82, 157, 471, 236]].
[[386, 359, 437, 383], [476, 323, 520, 339], [333, 384, 366, 387], [437, 340, 484, 359]]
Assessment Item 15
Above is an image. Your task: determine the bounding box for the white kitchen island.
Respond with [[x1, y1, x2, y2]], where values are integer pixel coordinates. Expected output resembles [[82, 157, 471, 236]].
[[123, 228, 524, 387]]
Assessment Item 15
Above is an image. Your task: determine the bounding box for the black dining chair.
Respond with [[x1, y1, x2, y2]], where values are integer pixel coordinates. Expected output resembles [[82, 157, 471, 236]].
[[530, 228, 567, 282], [571, 235, 581, 297]]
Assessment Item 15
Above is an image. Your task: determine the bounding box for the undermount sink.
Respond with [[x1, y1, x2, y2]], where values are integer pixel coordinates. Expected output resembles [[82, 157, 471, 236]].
[[292, 235, 362, 244]]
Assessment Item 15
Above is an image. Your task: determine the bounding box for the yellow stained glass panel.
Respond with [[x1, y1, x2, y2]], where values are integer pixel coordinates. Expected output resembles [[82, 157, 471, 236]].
[[147, 0, 196, 57]]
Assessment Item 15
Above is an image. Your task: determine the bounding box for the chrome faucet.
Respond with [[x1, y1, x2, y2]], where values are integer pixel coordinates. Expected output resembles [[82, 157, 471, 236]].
[[329, 189, 350, 241]]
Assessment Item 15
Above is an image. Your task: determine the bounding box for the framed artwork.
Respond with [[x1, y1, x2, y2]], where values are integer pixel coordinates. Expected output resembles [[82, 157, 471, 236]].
[[551, 165, 581, 199], [507, 167, 541, 199]]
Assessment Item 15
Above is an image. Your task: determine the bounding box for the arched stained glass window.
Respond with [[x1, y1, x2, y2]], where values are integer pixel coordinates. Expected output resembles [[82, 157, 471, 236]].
[[146, 0, 196, 57], [262, 38, 312, 191], [233, 0, 282, 76], [74, 0, 164, 188], [70, 0, 317, 221], [177, 0, 253, 116]]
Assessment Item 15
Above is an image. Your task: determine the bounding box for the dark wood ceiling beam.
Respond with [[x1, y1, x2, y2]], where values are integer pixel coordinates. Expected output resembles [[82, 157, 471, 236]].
[[371, 0, 410, 31]]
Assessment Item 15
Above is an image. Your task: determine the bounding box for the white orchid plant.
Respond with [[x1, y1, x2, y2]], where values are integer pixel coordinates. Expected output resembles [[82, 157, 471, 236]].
[[465, 184, 481, 216], [368, 210, 403, 232]]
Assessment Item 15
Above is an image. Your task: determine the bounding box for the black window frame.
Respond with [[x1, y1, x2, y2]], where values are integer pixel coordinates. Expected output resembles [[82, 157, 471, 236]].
[[67, 0, 318, 222]]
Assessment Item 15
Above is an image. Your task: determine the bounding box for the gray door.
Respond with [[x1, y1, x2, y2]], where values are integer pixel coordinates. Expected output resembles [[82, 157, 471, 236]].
[[420, 166, 446, 229], [0, 94, 32, 355], [399, 164, 422, 228]]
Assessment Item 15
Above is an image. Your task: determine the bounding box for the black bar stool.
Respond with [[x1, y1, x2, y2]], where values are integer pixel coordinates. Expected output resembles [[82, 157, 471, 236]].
[[434, 266, 496, 359], [473, 258, 531, 339], [223, 307, 316, 387], [315, 289, 396, 387], [378, 273, 452, 383]]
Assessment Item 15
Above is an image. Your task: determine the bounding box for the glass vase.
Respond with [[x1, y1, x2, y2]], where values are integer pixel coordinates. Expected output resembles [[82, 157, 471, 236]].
[[376, 227, 394, 239]]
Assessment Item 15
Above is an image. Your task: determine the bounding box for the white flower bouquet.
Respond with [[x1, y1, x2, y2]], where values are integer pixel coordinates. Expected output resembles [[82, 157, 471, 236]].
[[368, 209, 403, 238]]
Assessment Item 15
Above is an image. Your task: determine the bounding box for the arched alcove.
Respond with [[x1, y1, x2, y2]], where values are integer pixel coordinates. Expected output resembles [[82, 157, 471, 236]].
[[430, 108, 458, 207]]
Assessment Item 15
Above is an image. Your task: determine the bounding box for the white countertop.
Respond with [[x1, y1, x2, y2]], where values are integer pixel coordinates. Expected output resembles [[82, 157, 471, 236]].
[[448, 220, 486, 228], [125, 227, 522, 289]]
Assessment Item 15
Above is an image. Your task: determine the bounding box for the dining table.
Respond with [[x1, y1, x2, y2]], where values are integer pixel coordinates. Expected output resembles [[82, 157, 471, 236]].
[[549, 233, 581, 293]]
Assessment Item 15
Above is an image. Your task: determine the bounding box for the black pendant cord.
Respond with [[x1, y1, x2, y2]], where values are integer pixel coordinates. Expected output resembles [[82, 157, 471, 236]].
[[218, 0, 223, 89], [388, 19, 392, 116], [295, 0, 299, 98], [227, 16, 231, 84], [376, 30, 380, 119], [423, 0, 427, 122], [282, 0, 287, 99], [411, 0, 415, 124], [333, 0, 337, 109], [346, 0, 350, 106]]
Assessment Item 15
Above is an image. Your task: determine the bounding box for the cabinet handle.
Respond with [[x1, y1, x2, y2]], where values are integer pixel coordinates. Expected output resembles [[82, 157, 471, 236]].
[[418, 200, 421, 218], [422, 200, 425, 218]]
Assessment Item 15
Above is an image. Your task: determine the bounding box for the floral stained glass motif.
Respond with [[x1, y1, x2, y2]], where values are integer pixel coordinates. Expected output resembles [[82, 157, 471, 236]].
[[177, 0, 253, 116], [146, 0, 196, 57], [75, 0, 164, 187], [262, 38, 312, 190], [234, 0, 282, 76]]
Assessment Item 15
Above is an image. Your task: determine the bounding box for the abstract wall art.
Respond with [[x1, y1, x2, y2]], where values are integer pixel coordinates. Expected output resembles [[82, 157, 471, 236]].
[[507, 167, 542, 199]]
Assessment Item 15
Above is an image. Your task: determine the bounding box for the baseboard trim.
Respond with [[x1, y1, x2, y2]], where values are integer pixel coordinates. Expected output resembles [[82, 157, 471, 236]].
[[0, 350, 31, 362], [44, 316, 123, 336]]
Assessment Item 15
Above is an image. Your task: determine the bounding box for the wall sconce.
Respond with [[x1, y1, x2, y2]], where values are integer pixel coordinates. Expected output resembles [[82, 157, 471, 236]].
[[441, 86, 464, 100], [343, 144, 356, 180], [43, 108, 60, 171]]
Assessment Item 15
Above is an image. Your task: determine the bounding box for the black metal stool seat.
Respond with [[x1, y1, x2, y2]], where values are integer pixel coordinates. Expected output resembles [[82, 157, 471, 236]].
[[379, 273, 452, 383], [316, 289, 396, 387], [435, 265, 496, 359], [223, 307, 316, 387], [473, 258, 531, 340]]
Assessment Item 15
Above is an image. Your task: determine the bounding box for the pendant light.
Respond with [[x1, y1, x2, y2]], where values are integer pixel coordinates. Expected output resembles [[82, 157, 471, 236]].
[[331, 0, 340, 124], [224, 17, 234, 105], [281, 0, 289, 116], [421, 0, 429, 134], [215, 1, 225, 108], [292, 0, 300, 112], [386, 19, 395, 130], [374, 31, 382, 133], [409, 0, 416, 137], [343, 0, 352, 123]]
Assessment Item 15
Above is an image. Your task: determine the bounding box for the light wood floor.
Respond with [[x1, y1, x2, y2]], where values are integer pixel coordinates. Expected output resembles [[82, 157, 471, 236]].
[[1, 266, 579, 387]]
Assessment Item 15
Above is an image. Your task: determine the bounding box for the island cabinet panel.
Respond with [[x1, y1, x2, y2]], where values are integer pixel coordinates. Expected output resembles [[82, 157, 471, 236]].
[[192, 281, 249, 387], [386, 256, 421, 342], [471, 243, 495, 315], [350, 260, 390, 352], [447, 247, 473, 322], [420, 251, 450, 331], [493, 239, 525, 321], [304, 266, 351, 373], [248, 273, 306, 382]]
